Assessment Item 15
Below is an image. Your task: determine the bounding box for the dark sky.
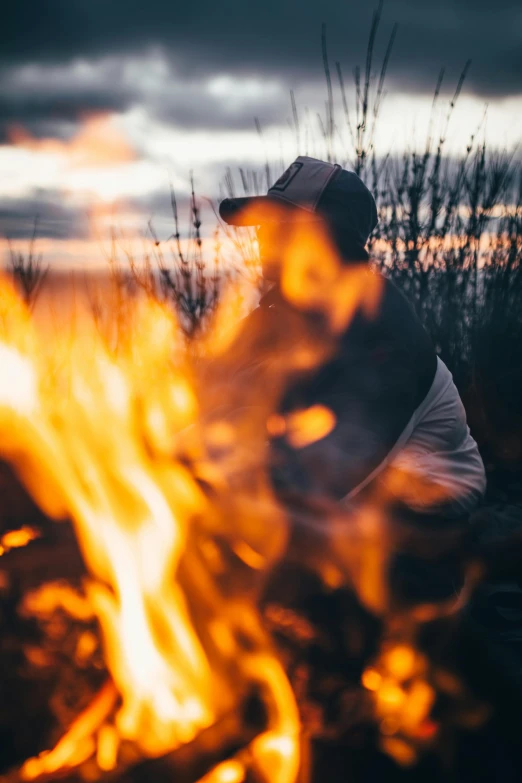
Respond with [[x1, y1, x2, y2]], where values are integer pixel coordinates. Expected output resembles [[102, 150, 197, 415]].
[[0, 0, 520, 248], [2, 0, 521, 90], [1, 0, 521, 134]]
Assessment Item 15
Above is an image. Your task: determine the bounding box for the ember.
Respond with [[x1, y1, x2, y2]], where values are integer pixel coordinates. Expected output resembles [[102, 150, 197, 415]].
[[0, 527, 40, 556]]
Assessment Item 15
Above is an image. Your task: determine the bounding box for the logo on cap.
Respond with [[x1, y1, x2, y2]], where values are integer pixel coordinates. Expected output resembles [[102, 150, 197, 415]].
[[270, 161, 303, 192]]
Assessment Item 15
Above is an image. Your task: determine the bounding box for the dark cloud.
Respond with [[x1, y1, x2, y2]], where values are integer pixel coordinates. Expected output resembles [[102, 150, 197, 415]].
[[0, 0, 519, 255], [0, 54, 294, 142], [0, 192, 88, 239], [0, 187, 204, 243], [0, 92, 131, 143], [1, 0, 521, 98], [0, 188, 219, 249], [0, 58, 136, 141]]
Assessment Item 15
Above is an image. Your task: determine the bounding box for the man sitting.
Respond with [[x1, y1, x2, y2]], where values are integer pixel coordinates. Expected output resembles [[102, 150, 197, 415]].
[[218, 156, 486, 527]]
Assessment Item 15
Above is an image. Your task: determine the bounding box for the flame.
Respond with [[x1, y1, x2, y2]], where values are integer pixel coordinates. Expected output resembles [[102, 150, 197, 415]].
[[0, 525, 40, 555], [0, 201, 481, 780], [20, 682, 118, 780], [21, 582, 95, 622], [0, 272, 301, 782], [362, 643, 437, 765], [278, 405, 337, 450]]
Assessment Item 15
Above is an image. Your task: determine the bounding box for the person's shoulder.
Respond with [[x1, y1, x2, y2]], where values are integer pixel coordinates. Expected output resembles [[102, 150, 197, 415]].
[[375, 271, 420, 321]]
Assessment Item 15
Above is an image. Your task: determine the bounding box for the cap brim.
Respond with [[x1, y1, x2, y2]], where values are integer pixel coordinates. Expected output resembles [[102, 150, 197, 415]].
[[219, 195, 324, 227], [219, 195, 292, 226]]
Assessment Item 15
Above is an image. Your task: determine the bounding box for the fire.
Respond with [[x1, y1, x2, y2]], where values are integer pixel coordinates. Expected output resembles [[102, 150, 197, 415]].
[[21, 582, 94, 622], [361, 644, 437, 766], [267, 405, 336, 449], [20, 683, 119, 780], [0, 201, 484, 782], [0, 525, 40, 555], [0, 274, 300, 782], [277, 228, 382, 333]]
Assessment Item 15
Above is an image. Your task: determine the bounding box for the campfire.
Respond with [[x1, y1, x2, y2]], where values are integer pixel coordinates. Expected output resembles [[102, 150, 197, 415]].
[[0, 222, 490, 783]]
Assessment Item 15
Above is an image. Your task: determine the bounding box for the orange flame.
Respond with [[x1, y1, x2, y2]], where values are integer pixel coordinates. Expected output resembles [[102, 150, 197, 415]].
[[362, 644, 437, 765], [0, 274, 301, 781], [0, 525, 40, 555], [1, 202, 476, 780]]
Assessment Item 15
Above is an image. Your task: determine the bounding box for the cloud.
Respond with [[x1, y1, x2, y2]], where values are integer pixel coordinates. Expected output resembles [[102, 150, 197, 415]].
[[0, 182, 210, 244], [8, 114, 135, 167], [0, 0, 522, 96], [0, 192, 88, 240], [0, 0, 520, 254], [0, 114, 173, 204], [1, 0, 521, 98], [0, 58, 140, 142], [1, 0, 520, 150], [0, 53, 293, 145]]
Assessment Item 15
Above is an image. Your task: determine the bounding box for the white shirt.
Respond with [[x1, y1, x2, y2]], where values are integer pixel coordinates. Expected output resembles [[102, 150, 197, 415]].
[[343, 358, 487, 517]]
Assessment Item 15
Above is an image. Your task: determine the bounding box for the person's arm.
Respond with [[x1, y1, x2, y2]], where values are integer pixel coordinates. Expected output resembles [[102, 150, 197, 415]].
[[269, 322, 422, 502]]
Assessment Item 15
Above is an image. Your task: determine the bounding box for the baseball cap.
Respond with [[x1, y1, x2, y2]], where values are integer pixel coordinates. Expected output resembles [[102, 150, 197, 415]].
[[219, 156, 378, 250]]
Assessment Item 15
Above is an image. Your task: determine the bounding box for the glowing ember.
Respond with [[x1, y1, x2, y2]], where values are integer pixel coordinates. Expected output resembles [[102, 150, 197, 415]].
[[0, 525, 40, 555], [362, 643, 437, 765], [21, 582, 94, 621], [284, 405, 337, 450]]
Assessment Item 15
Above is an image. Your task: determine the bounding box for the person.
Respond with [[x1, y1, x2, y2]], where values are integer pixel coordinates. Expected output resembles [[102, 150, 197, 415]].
[[218, 156, 486, 534]]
